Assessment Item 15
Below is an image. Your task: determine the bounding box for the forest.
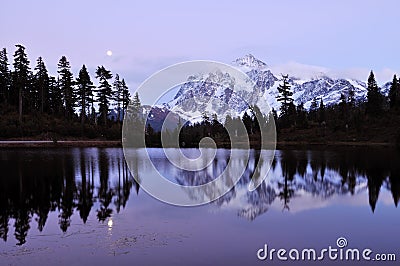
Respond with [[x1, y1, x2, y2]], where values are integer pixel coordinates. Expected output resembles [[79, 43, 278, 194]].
[[1, 44, 400, 146], [145, 73, 400, 148], [0, 44, 133, 140]]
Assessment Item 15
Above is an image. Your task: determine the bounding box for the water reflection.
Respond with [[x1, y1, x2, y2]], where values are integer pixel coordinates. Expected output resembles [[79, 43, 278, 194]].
[[0, 148, 137, 245], [142, 148, 400, 219], [0, 147, 399, 246]]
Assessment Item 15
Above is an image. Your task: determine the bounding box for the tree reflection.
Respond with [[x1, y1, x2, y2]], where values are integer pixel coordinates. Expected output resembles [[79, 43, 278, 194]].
[[76, 150, 94, 223], [59, 153, 76, 232], [0, 147, 399, 244], [97, 149, 113, 222], [278, 150, 296, 210], [0, 148, 135, 245]]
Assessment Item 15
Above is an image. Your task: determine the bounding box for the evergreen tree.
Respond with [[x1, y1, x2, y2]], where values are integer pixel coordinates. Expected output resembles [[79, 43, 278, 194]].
[[113, 74, 123, 122], [126, 92, 143, 144], [121, 79, 130, 121], [295, 102, 308, 128], [276, 75, 294, 116], [271, 108, 278, 124], [95, 66, 113, 125], [34, 57, 50, 113], [319, 98, 326, 122], [48, 76, 63, 115], [366, 71, 383, 115], [389, 74, 400, 109], [58, 56, 75, 119], [131, 92, 141, 119], [12, 44, 31, 123], [339, 93, 347, 105], [0, 48, 10, 105], [242, 111, 252, 135], [309, 97, 319, 122], [348, 87, 356, 107], [251, 105, 264, 133], [211, 113, 218, 126], [276, 75, 296, 127], [76, 65, 94, 125], [338, 93, 348, 120], [224, 114, 233, 129]]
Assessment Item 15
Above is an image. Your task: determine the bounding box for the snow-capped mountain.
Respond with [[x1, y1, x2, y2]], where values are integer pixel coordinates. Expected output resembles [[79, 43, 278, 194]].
[[163, 54, 377, 121], [233, 53, 268, 71], [164, 149, 375, 220], [166, 70, 252, 122]]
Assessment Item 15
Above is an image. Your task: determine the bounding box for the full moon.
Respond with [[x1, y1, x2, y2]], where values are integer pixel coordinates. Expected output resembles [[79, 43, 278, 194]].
[[106, 50, 113, 56]]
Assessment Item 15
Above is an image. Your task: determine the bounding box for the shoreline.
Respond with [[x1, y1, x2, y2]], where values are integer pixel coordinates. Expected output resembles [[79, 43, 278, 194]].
[[0, 140, 122, 148], [0, 140, 396, 149]]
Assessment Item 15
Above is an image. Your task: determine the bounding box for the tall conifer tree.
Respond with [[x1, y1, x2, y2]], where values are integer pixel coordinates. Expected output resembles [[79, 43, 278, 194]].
[[95, 66, 113, 125], [12, 44, 31, 123], [58, 56, 75, 119]]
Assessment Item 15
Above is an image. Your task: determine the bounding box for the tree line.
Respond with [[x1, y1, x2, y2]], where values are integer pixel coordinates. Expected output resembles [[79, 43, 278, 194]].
[[0, 44, 133, 139], [144, 70, 400, 147], [0, 149, 137, 245], [1, 43, 400, 144], [272, 71, 400, 144]]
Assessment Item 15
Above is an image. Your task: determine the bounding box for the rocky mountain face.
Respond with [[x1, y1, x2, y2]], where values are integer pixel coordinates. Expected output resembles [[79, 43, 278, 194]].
[[140, 54, 393, 129], [161, 54, 386, 123]]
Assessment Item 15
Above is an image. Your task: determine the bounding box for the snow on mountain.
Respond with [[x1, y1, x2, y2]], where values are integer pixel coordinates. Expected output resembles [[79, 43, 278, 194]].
[[381, 81, 392, 96], [166, 69, 254, 122], [232, 53, 268, 71], [152, 54, 389, 123], [142, 104, 181, 131]]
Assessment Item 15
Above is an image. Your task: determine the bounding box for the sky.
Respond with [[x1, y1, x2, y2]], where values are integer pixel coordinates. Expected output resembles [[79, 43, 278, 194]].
[[2, 0, 400, 103]]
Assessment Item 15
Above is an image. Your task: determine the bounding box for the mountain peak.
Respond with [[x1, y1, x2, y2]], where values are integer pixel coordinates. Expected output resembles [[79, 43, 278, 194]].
[[233, 54, 267, 69]]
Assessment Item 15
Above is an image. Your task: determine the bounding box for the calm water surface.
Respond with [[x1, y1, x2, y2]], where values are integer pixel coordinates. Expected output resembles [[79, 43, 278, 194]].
[[0, 147, 399, 265]]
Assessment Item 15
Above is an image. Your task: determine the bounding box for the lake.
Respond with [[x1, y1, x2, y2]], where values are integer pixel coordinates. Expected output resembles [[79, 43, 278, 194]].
[[0, 147, 399, 265]]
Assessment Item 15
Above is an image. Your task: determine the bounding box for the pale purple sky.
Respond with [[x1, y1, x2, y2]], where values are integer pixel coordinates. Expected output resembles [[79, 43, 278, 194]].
[[2, 0, 399, 103]]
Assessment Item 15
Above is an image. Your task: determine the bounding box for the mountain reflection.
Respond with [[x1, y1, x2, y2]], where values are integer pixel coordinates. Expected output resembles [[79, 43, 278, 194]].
[[148, 148, 400, 220], [0, 147, 399, 245], [0, 148, 137, 245]]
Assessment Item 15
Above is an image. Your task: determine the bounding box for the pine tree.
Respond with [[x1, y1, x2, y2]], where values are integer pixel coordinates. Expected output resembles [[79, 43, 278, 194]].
[[121, 79, 131, 119], [276, 75, 296, 127], [113, 74, 123, 122], [58, 56, 75, 119], [348, 87, 356, 107], [131, 92, 141, 118], [121, 79, 130, 121], [224, 114, 233, 129], [366, 71, 383, 115], [126, 92, 143, 143], [318, 98, 326, 122], [309, 97, 319, 122], [76, 65, 94, 125], [0, 48, 10, 105], [211, 113, 218, 126], [339, 93, 348, 120], [12, 44, 31, 123], [34, 57, 50, 113], [95, 66, 113, 125], [276, 75, 294, 116], [389, 74, 400, 109], [48, 76, 63, 115], [242, 111, 252, 135], [296, 102, 308, 128], [271, 108, 278, 124], [251, 105, 264, 133]]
